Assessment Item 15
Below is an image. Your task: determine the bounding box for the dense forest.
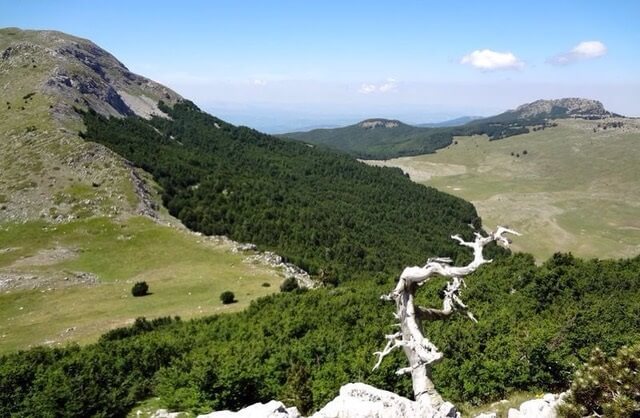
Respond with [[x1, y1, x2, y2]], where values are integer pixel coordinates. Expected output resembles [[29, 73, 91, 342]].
[[1, 101, 638, 417], [79, 101, 488, 282], [2, 253, 639, 416]]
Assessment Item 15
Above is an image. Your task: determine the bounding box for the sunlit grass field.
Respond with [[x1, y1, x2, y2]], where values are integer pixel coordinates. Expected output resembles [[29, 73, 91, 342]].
[[0, 216, 283, 353], [368, 118, 640, 261]]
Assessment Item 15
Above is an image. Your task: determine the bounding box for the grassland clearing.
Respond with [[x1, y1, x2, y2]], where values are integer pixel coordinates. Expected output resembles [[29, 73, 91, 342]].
[[0, 216, 284, 353], [369, 119, 640, 261]]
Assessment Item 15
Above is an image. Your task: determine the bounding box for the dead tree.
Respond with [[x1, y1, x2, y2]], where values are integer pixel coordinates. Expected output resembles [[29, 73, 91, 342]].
[[373, 226, 520, 412]]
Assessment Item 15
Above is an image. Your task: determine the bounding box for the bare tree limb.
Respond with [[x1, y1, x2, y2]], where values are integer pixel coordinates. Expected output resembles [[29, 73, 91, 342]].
[[374, 226, 519, 411]]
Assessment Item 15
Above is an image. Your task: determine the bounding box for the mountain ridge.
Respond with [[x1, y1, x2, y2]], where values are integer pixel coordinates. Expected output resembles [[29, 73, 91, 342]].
[[281, 97, 621, 159]]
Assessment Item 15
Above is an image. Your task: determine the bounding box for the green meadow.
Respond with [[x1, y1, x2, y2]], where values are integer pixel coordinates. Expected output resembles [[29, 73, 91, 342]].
[[0, 216, 283, 353], [369, 119, 640, 261]]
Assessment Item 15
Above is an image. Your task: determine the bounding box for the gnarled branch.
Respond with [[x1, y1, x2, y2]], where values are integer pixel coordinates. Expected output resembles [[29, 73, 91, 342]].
[[374, 226, 519, 410]]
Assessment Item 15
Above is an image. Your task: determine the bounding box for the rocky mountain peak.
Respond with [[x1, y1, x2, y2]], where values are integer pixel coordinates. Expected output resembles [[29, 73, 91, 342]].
[[0, 27, 182, 121], [0, 27, 183, 223], [512, 97, 611, 119]]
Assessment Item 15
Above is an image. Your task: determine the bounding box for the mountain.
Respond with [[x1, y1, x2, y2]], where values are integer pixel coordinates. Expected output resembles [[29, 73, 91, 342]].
[[281, 98, 620, 159], [281, 118, 455, 159], [417, 115, 482, 127], [472, 97, 617, 125], [0, 27, 481, 336], [0, 27, 181, 223]]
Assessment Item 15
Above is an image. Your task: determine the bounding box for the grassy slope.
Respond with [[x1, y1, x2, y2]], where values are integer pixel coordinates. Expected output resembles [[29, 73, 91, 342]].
[[0, 28, 140, 223], [0, 29, 286, 353], [0, 216, 284, 353], [368, 119, 640, 260]]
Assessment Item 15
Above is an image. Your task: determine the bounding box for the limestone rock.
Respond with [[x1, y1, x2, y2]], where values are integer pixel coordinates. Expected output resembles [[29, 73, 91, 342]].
[[150, 409, 182, 418], [197, 400, 301, 418], [504, 393, 563, 418], [310, 383, 421, 418], [474, 413, 497, 418]]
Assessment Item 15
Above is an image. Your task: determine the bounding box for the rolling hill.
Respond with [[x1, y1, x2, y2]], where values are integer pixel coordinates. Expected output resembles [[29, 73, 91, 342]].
[[282, 98, 619, 159]]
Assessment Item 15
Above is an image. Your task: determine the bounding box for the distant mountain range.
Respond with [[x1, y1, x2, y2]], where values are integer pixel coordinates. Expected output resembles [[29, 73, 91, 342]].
[[281, 98, 620, 159]]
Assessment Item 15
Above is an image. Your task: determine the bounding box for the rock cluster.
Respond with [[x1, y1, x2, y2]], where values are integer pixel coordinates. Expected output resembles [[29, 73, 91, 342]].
[[160, 384, 566, 418], [506, 393, 565, 418], [243, 250, 316, 289], [359, 119, 401, 129]]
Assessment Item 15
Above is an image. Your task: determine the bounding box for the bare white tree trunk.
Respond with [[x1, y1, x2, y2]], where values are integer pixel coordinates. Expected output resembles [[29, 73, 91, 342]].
[[373, 227, 520, 413]]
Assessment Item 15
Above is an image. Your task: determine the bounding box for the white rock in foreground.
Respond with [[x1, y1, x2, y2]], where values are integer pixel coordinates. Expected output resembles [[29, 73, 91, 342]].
[[505, 393, 564, 418], [198, 400, 301, 418], [310, 383, 423, 418]]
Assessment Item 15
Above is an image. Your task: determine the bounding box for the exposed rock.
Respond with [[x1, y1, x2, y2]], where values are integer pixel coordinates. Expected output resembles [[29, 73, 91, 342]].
[[503, 393, 564, 418], [243, 250, 317, 289], [180, 383, 458, 418], [150, 409, 182, 418], [198, 400, 301, 418], [510, 98, 612, 119], [359, 119, 401, 129]]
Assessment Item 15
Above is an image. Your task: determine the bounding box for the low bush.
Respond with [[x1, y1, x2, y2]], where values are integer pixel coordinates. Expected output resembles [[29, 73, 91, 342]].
[[220, 291, 235, 304], [131, 281, 149, 297]]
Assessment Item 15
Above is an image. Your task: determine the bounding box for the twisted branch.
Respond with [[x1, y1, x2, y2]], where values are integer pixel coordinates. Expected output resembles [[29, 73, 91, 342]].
[[373, 226, 520, 406]]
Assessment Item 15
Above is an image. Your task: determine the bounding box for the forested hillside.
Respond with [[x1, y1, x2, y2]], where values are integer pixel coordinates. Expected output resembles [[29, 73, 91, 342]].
[[2, 253, 639, 416], [282, 117, 533, 159], [79, 101, 485, 282]]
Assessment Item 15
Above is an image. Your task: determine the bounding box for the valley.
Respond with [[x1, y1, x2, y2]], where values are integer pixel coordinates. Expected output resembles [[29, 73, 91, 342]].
[[367, 118, 640, 261], [0, 23, 639, 418]]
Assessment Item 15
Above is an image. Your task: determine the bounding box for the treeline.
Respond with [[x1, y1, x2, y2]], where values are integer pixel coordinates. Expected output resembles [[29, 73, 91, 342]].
[[2, 253, 639, 416], [79, 101, 487, 282]]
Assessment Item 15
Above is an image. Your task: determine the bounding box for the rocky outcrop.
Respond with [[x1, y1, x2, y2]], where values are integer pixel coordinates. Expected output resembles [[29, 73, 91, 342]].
[[243, 250, 317, 289], [311, 383, 458, 418], [359, 119, 401, 129], [506, 393, 565, 418], [197, 401, 301, 418], [511, 98, 612, 119], [157, 384, 568, 418]]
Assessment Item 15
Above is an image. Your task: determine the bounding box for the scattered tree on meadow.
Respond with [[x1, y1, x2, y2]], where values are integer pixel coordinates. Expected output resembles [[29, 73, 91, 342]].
[[220, 291, 235, 304], [131, 281, 149, 297]]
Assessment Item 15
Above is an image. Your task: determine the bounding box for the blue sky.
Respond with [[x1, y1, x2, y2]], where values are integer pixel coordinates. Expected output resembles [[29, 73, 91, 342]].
[[2, 0, 639, 131]]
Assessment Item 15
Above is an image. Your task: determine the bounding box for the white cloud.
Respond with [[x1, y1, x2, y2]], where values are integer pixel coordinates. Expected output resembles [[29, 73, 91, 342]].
[[358, 78, 398, 94], [252, 79, 267, 86], [548, 40, 607, 65], [460, 49, 524, 71]]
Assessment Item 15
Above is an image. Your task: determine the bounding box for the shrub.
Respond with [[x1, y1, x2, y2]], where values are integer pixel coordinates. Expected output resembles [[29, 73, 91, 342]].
[[558, 344, 640, 418], [220, 291, 235, 304], [131, 281, 149, 297], [280, 277, 299, 293]]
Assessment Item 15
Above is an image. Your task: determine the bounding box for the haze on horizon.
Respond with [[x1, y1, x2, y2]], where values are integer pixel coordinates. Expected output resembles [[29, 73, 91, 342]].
[[2, 0, 639, 132]]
